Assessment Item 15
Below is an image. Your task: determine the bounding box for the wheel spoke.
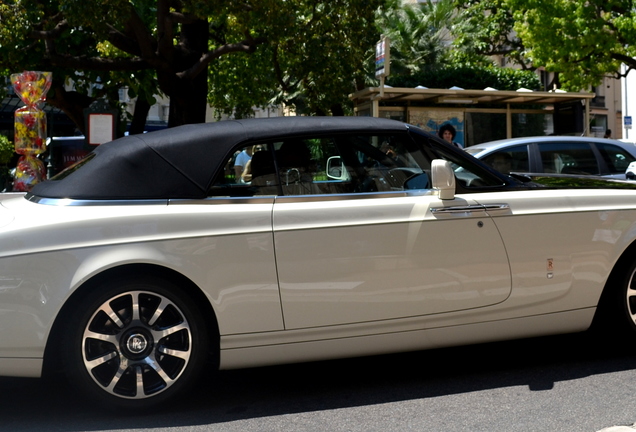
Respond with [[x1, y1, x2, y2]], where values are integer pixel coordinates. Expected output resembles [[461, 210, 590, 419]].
[[131, 292, 141, 322], [83, 329, 118, 344], [145, 353, 173, 385], [100, 302, 125, 329], [84, 350, 118, 370], [147, 297, 171, 326], [133, 365, 146, 399], [158, 345, 190, 361], [103, 359, 129, 393], [152, 322, 189, 340]]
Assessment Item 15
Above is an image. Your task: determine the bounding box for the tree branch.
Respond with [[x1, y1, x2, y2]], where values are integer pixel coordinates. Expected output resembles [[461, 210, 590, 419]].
[[179, 34, 266, 80]]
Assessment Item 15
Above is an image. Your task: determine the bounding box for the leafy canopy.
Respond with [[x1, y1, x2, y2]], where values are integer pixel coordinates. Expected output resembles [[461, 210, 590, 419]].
[[508, 0, 636, 90], [0, 0, 383, 132]]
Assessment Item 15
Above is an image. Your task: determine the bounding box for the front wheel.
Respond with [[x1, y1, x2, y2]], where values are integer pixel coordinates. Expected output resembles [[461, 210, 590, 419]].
[[63, 277, 209, 409], [623, 263, 636, 331]]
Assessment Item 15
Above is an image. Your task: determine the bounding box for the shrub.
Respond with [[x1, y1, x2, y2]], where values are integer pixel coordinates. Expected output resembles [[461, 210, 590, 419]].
[[0, 135, 14, 166]]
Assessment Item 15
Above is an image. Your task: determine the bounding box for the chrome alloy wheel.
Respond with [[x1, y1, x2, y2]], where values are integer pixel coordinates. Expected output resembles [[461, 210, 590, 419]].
[[627, 268, 636, 327], [82, 290, 192, 399]]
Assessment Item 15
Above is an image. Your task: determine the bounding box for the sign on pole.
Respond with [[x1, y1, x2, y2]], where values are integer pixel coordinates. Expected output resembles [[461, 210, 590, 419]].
[[625, 116, 632, 130], [375, 36, 390, 79]]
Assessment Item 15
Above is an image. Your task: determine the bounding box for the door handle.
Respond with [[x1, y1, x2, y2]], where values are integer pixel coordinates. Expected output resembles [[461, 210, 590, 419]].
[[430, 205, 487, 214], [430, 203, 510, 214]]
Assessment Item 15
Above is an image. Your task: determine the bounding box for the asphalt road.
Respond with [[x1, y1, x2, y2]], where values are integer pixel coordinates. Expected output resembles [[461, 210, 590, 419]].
[[2, 330, 636, 432]]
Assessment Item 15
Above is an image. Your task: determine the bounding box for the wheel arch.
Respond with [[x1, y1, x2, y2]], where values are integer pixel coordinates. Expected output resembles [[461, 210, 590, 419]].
[[592, 238, 636, 329], [42, 263, 220, 377]]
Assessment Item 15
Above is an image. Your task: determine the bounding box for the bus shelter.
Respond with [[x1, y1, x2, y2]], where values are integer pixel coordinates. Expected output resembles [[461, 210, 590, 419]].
[[349, 87, 595, 147]]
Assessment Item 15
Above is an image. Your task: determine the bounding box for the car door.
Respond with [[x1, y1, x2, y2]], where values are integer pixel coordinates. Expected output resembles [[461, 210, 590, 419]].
[[271, 133, 512, 330]]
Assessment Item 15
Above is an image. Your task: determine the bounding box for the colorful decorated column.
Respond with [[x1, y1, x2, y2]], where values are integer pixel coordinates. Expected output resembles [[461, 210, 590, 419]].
[[10, 71, 52, 191]]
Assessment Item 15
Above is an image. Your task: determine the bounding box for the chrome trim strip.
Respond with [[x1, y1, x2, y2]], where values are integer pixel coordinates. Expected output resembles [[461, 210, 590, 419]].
[[169, 196, 277, 205], [483, 204, 510, 211], [25, 194, 169, 206], [26, 189, 438, 206], [174, 191, 414, 205], [430, 205, 487, 214], [274, 191, 409, 203]]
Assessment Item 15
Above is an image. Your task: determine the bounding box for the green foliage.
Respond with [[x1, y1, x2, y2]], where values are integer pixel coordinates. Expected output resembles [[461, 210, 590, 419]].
[[209, 0, 382, 117], [1, 0, 383, 126], [509, 0, 636, 90], [0, 135, 14, 166], [386, 65, 542, 90], [454, 0, 530, 69], [375, 0, 455, 76]]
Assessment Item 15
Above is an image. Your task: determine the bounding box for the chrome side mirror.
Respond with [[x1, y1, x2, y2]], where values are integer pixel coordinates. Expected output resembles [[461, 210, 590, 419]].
[[326, 156, 351, 181], [431, 159, 455, 200]]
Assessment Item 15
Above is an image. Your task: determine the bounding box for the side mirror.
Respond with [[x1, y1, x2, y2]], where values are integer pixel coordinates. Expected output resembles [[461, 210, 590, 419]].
[[326, 156, 350, 180], [432, 159, 455, 200]]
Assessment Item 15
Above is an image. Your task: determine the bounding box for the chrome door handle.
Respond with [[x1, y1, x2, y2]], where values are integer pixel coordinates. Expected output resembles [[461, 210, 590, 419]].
[[430, 205, 487, 214], [430, 203, 510, 214]]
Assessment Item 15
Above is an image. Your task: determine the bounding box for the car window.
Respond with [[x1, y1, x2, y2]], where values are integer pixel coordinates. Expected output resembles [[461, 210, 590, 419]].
[[209, 143, 280, 197], [537, 142, 600, 175], [481, 145, 529, 174], [418, 138, 505, 188], [595, 143, 636, 174], [209, 134, 429, 197]]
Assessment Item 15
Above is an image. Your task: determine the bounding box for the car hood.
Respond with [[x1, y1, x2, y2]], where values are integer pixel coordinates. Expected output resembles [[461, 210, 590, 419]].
[[0, 194, 19, 229]]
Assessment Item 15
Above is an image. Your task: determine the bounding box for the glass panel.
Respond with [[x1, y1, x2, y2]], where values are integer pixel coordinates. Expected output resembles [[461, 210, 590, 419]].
[[511, 113, 548, 138], [209, 143, 279, 197], [537, 142, 599, 175], [274, 134, 428, 195], [480, 145, 529, 174], [595, 143, 636, 174], [464, 112, 506, 147]]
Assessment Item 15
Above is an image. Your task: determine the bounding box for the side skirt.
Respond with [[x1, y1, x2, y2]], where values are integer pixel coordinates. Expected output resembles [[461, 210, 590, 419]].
[[219, 308, 595, 370]]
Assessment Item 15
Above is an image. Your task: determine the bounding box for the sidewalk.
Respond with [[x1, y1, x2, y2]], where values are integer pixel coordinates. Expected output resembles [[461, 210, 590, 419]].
[[598, 426, 636, 431]]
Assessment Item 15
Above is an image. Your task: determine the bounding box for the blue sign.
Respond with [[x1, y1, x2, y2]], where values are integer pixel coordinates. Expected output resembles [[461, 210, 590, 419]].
[[625, 116, 632, 129]]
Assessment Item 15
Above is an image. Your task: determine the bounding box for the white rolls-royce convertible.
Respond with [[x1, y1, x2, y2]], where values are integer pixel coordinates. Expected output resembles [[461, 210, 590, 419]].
[[1, 116, 636, 409]]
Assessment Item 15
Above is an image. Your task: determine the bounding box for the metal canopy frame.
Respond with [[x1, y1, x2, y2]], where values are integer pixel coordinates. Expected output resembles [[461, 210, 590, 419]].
[[349, 87, 595, 138]]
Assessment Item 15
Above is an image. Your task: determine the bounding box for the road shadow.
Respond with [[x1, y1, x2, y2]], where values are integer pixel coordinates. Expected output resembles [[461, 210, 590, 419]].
[[0, 329, 634, 431]]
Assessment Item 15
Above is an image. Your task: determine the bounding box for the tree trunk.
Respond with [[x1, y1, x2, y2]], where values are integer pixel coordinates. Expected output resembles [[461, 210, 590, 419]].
[[46, 84, 93, 135], [165, 19, 210, 127]]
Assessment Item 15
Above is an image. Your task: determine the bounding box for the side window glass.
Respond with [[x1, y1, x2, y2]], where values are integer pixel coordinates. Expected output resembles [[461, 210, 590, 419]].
[[209, 143, 279, 197], [596, 143, 636, 174], [482, 145, 529, 174], [432, 144, 505, 188], [538, 142, 599, 175], [333, 134, 428, 194], [274, 138, 325, 195], [271, 134, 429, 196]]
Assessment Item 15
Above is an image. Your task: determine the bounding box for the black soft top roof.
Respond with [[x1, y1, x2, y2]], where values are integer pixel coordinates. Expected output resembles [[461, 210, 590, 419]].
[[31, 116, 409, 200]]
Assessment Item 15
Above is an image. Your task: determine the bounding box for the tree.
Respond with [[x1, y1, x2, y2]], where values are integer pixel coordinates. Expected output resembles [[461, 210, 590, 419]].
[[508, 0, 636, 90], [0, 1, 381, 134], [374, 0, 455, 76], [453, 0, 531, 70], [208, 0, 382, 118]]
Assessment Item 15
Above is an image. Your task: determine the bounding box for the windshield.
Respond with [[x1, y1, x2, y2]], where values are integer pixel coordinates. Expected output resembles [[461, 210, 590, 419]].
[[48, 153, 96, 181], [464, 147, 484, 156]]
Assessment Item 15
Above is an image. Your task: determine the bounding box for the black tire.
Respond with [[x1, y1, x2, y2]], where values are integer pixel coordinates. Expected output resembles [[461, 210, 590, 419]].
[[620, 261, 636, 333], [593, 259, 636, 344], [62, 276, 209, 410]]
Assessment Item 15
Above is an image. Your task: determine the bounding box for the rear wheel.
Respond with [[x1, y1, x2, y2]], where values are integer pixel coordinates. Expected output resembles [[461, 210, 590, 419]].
[[63, 277, 209, 409]]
